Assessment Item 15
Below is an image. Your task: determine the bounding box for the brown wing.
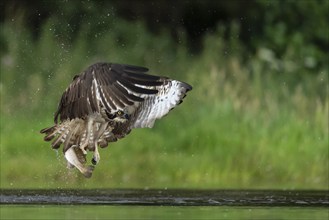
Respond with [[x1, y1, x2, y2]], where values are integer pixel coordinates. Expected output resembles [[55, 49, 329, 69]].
[[105, 79, 192, 142], [54, 62, 165, 123]]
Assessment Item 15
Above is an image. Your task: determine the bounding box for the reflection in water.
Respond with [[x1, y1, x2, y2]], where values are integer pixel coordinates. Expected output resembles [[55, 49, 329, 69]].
[[1, 189, 328, 206]]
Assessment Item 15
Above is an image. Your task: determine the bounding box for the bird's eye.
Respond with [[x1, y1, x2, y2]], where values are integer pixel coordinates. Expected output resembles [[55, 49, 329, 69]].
[[116, 110, 123, 116]]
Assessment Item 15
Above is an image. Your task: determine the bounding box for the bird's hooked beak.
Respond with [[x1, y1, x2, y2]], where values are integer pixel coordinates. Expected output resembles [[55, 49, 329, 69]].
[[124, 113, 130, 120]]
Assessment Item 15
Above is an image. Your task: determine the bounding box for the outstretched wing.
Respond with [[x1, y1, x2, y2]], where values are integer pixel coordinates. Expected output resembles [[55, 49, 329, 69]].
[[54, 62, 165, 123], [130, 79, 192, 128]]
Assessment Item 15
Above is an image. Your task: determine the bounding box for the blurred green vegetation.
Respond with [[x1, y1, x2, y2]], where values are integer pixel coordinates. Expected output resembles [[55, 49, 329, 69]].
[[0, 1, 328, 189]]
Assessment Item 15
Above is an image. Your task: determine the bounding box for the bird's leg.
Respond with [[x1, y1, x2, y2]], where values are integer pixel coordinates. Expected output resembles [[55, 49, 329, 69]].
[[79, 139, 88, 155], [92, 144, 100, 165], [91, 122, 108, 165], [79, 116, 95, 154]]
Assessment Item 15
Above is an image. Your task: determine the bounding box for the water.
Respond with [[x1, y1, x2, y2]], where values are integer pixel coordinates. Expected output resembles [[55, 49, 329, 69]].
[[2, 206, 328, 220], [1, 189, 328, 219]]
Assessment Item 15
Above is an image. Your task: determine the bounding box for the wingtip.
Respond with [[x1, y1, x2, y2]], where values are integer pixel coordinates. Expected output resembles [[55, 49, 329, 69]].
[[40, 126, 54, 134], [180, 81, 193, 92]]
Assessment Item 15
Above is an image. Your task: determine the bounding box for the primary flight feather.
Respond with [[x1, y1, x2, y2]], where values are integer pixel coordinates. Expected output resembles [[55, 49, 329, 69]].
[[40, 62, 192, 177]]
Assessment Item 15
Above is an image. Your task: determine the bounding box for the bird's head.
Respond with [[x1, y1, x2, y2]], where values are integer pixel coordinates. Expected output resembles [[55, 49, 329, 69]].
[[112, 110, 130, 123]]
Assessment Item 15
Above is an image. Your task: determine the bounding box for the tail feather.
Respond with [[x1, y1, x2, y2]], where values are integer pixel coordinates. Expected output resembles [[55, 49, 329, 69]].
[[42, 123, 68, 142], [51, 126, 70, 149], [41, 126, 58, 141], [40, 120, 79, 150], [63, 122, 81, 153], [40, 126, 56, 134]]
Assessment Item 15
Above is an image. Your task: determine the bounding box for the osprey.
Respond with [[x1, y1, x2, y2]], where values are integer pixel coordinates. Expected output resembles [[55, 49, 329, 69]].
[[40, 62, 192, 178]]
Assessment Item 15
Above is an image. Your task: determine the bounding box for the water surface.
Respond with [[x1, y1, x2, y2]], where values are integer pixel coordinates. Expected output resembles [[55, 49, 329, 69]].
[[1, 189, 327, 206], [1, 189, 328, 219]]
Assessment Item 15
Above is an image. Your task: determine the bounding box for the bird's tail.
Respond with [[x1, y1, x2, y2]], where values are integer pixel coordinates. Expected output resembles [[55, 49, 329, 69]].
[[40, 119, 97, 177], [40, 119, 85, 152], [40, 117, 116, 178]]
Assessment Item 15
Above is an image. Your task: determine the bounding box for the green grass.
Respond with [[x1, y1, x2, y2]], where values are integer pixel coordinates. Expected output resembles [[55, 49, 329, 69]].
[[0, 17, 328, 189]]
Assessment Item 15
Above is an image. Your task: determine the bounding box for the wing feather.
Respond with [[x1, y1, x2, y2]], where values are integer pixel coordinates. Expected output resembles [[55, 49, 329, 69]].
[[131, 80, 192, 128], [98, 85, 116, 110], [110, 84, 134, 106], [54, 62, 166, 122], [113, 83, 144, 102], [106, 85, 125, 108], [116, 77, 158, 94]]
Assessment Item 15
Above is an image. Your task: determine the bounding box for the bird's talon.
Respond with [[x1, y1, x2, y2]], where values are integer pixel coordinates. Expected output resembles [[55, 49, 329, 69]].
[[80, 148, 87, 155], [91, 157, 97, 165]]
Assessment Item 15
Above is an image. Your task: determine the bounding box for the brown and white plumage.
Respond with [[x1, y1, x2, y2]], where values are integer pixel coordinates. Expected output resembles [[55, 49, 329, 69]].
[[40, 62, 192, 178]]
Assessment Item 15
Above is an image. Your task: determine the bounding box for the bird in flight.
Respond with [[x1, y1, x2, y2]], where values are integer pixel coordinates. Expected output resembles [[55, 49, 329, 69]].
[[40, 62, 192, 178]]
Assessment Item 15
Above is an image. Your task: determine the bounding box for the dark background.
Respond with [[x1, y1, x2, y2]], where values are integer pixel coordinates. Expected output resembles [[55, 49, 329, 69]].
[[1, 0, 328, 65]]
